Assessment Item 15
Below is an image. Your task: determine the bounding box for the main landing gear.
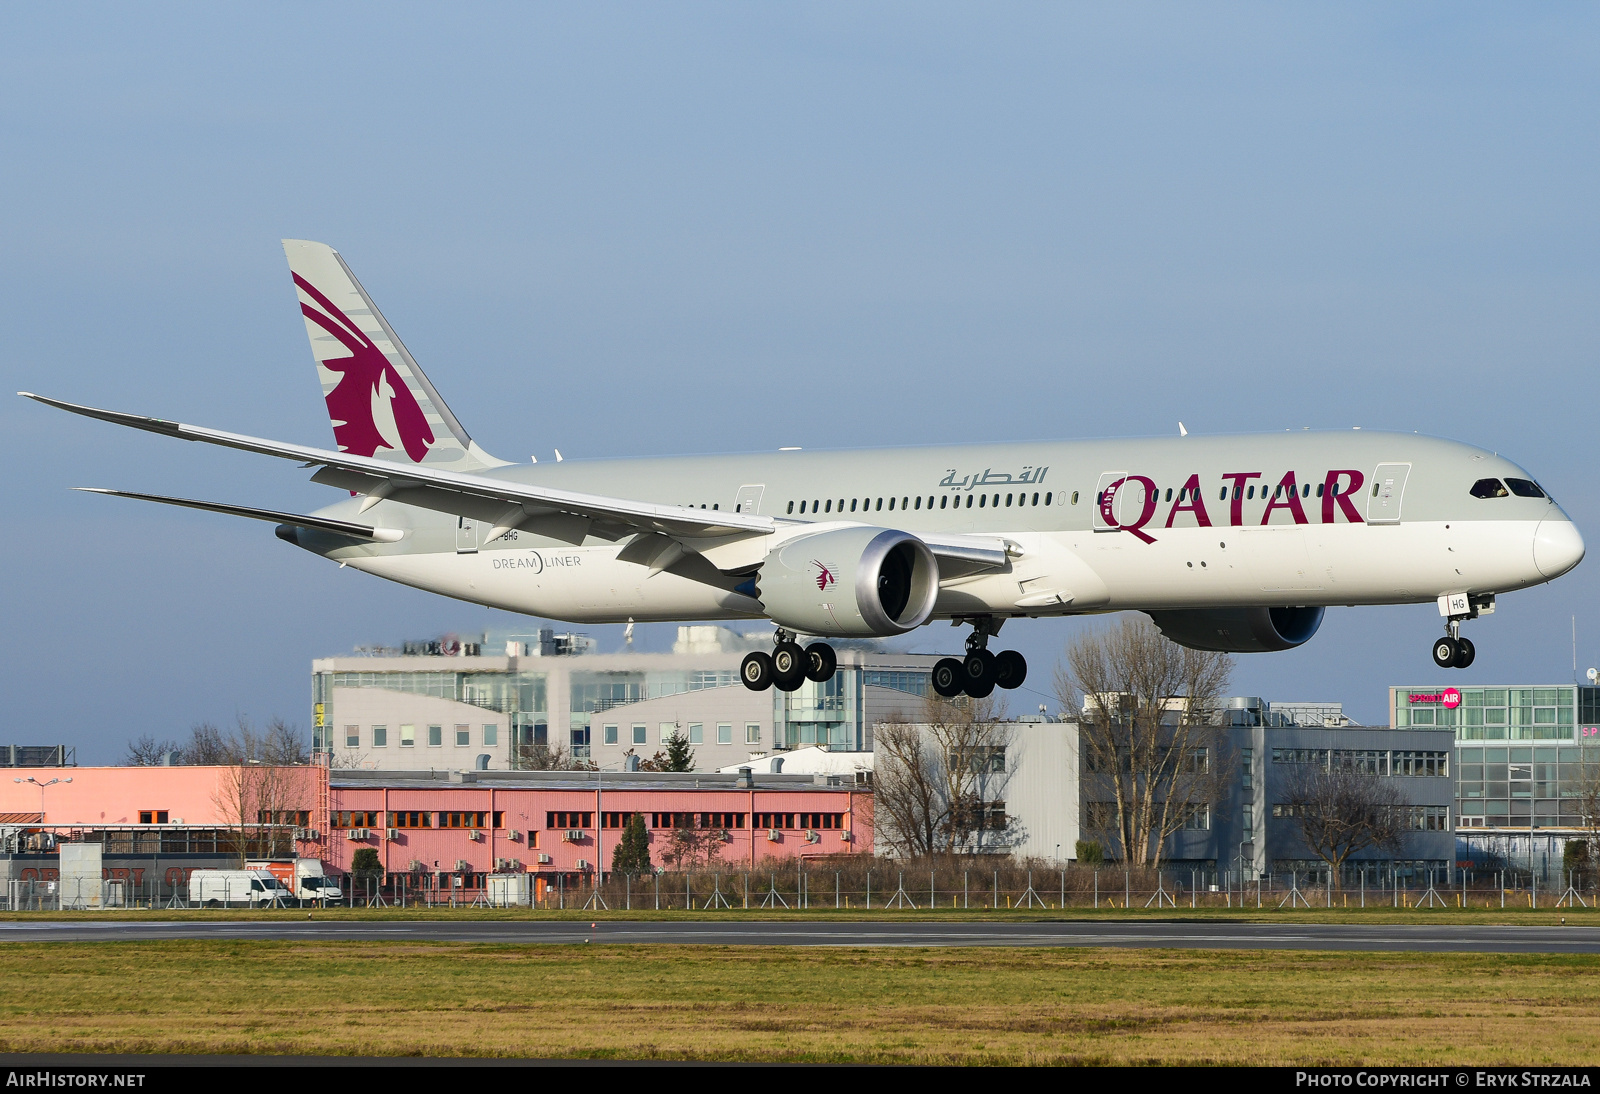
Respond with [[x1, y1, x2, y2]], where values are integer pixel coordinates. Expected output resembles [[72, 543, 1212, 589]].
[[931, 618, 1028, 700], [741, 630, 837, 693]]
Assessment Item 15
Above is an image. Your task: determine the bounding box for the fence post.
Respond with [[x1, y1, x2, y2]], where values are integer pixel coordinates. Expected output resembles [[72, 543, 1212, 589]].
[[1124, 869, 1129, 908], [930, 870, 935, 910], [993, 870, 998, 909], [1094, 869, 1098, 909], [1062, 870, 1066, 910], [836, 871, 840, 910], [964, 870, 969, 910], [866, 869, 871, 909]]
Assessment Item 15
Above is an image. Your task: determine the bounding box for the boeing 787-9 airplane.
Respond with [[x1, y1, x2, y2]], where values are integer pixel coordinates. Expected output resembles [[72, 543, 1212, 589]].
[[22, 240, 1585, 699]]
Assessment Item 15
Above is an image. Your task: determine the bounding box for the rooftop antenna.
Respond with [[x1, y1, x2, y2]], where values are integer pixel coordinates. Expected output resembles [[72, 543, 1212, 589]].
[[624, 618, 634, 649]]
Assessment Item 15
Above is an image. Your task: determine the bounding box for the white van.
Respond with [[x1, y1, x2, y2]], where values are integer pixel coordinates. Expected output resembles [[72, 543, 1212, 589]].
[[246, 859, 344, 905], [189, 869, 294, 908]]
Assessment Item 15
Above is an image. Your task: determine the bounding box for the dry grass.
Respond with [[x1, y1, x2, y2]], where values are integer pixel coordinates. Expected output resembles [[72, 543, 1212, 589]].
[[1, 941, 1599, 1063]]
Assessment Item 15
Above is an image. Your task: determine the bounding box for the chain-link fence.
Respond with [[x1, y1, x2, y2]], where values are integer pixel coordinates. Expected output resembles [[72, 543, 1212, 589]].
[[5, 859, 1595, 911]]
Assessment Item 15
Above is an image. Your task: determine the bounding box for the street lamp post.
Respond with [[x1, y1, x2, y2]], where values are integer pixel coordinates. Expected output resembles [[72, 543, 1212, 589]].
[[13, 776, 72, 823]]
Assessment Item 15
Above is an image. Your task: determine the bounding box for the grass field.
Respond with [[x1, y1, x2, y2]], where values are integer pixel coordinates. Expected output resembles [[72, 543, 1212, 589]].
[[3, 940, 1599, 1064]]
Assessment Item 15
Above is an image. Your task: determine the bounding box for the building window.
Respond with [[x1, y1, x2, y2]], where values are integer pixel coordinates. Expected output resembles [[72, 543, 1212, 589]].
[[632, 724, 647, 745], [1182, 805, 1210, 830], [482, 724, 497, 746], [602, 811, 643, 829], [428, 725, 443, 747], [797, 812, 844, 830], [571, 726, 590, 760], [332, 811, 379, 829], [345, 726, 359, 748], [440, 812, 489, 828], [455, 725, 470, 747], [754, 813, 796, 830], [547, 811, 593, 829], [137, 810, 169, 825], [373, 725, 388, 747], [603, 724, 619, 745], [661, 722, 678, 744], [399, 725, 415, 747], [746, 723, 761, 744], [689, 723, 703, 745], [388, 811, 432, 828], [718, 723, 732, 745]]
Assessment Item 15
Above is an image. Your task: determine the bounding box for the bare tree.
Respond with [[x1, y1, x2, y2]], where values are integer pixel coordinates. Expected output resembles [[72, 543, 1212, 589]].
[[184, 722, 232, 765], [209, 716, 311, 865], [124, 734, 181, 766], [1057, 615, 1233, 868], [517, 740, 579, 770], [1280, 763, 1403, 884], [658, 821, 725, 871], [872, 694, 1020, 857]]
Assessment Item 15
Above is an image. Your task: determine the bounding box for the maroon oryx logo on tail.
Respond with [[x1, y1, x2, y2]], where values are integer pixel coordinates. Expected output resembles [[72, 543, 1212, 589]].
[[294, 273, 434, 462], [812, 561, 836, 591]]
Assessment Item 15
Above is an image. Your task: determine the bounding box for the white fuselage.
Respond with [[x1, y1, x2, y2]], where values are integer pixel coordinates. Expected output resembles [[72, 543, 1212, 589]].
[[310, 430, 1584, 627]]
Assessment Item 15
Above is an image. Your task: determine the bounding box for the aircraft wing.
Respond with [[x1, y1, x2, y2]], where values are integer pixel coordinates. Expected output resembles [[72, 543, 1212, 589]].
[[74, 488, 405, 542], [23, 392, 1012, 568]]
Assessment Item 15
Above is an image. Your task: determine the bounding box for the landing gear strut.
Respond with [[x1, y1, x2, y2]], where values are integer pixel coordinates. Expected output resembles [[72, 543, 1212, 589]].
[[932, 617, 1028, 699], [740, 630, 838, 693], [1431, 597, 1487, 669]]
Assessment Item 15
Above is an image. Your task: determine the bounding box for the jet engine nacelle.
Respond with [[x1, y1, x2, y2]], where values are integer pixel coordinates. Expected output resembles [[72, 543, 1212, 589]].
[[757, 526, 940, 638], [1145, 606, 1325, 654]]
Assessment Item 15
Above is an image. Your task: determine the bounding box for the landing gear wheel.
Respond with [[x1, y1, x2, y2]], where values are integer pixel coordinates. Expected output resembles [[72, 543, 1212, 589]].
[[963, 649, 997, 698], [740, 651, 774, 691], [994, 650, 1028, 690], [1431, 636, 1460, 669], [1453, 636, 1475, 669], [772, 642, 807, 691], [803, 642, 837, 682], [931, 657, 966, 698]]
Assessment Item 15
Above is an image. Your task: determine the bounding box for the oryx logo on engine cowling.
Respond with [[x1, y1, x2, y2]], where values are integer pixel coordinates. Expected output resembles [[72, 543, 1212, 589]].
[[812, 561, 836, 591]]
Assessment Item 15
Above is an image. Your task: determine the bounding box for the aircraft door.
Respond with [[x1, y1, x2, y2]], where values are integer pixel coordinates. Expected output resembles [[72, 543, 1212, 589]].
[[1365, 463, 1411, 525], [456, 516, 479, 553], [734, 484, 765, 515], [1092, 471, 1151, 532], [1092, 471, 1129, 532]]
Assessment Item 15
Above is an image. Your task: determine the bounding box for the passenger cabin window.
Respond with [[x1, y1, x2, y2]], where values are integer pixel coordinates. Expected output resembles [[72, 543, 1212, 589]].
[[1505, 478, 1546, 499], [1471, 478, 1509, 499]]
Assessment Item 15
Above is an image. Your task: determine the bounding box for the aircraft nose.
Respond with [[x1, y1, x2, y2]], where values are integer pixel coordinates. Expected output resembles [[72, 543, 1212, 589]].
[[1534, 519, 1585, 579]]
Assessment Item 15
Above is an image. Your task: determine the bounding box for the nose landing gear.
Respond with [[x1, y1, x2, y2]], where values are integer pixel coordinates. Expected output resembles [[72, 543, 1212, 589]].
[[932, 618, 1029, 699], [740, 630, 839, 693], [1431, 597, 1488, 669]]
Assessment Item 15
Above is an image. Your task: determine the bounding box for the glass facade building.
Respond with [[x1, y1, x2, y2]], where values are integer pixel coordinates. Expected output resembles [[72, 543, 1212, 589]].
[[1391, 685, 1600, 831]]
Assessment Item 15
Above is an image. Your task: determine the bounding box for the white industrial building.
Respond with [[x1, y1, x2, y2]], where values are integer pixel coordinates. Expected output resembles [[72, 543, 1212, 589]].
[[313, 626, 941, 773]]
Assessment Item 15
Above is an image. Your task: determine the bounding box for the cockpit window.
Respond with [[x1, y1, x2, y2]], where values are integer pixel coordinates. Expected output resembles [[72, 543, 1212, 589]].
[[1470, 478, 1509, 499], [1505, 478, 1546, 499]]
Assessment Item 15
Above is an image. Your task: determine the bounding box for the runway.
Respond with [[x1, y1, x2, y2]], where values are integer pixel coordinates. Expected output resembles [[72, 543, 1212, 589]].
[[2, 918, 1598, 953]]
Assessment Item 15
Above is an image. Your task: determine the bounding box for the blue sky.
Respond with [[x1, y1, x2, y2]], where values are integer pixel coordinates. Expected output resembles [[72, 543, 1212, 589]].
[[2, 4, 1596, 761]]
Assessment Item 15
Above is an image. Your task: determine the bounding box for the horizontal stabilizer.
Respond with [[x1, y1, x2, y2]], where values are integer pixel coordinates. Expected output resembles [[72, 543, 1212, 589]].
[[74, 488, 404, 542]]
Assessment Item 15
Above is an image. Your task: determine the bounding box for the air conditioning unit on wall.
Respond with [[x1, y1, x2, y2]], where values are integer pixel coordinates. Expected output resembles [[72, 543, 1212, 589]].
[[766, 829, 781, 842], [506, 830, 522, 842], [804, 829, 820, 843], [839, 830, 853, 843], [345, 828, 369, 841], [467, 830, 483, 841], [536, 853, 552, 864], [386, 828, 400, 841], [563, 829, 584, 842]]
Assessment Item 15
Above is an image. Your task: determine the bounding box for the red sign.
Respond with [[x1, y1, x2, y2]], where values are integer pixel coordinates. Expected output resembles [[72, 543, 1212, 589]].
[[1408, 688, 1461, 708]]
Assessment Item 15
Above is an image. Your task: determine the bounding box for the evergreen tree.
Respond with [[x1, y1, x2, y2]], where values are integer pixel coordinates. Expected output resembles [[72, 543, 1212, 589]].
[[350, 847, 384, 878], [611, 813, 652, 873], [664, 731, 696, 772]]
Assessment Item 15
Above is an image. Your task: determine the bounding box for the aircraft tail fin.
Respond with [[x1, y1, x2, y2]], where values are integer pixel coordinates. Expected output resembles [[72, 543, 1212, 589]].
[[282, 240, 507, 470]]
